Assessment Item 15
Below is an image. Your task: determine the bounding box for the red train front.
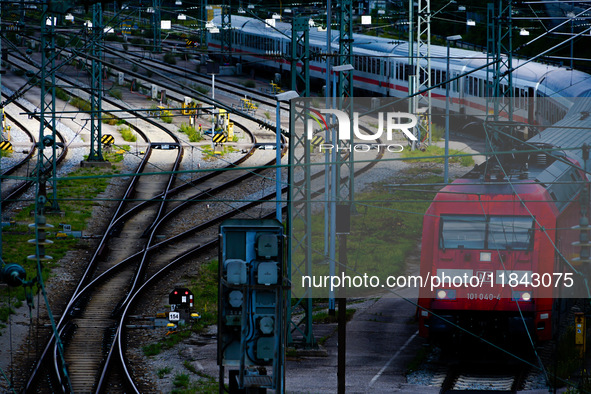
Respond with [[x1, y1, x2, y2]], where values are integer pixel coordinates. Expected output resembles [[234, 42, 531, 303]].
[[418, 148, 585, 343]]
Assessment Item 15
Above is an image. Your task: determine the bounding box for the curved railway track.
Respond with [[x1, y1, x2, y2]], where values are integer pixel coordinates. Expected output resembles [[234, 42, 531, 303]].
[[1, 96, 67, 209], [5, 36, 396, 392], [8, 60, 291, 390]]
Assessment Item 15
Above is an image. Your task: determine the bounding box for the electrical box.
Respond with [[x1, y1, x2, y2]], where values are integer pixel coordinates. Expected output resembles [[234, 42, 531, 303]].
[[225, 259, 247, 285], [257, 234, 278, 258], [218, 219, 285, 392], [257, 262, 278, 285]]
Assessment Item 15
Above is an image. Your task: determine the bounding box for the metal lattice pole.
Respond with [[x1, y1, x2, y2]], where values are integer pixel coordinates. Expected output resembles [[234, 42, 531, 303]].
[[416, 0, 431, 145], [290, 18, 310, 96], [336, 0, 354, 203], [287, 17, 314, 348], [38, 10, 59, 211], [487, 0, 513, 123], [88, 3, 104, 162], [152, 0, 162, 53]]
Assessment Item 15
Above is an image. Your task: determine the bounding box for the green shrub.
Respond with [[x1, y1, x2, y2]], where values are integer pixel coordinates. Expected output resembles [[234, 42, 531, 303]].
[[70, 97, 91, 112], [55, 87, 70, 102], [118, 125, 137, 142], [242, 80, 256, 88], [179, 123, 203, 142], [195, 85, 210, 95], [101, 113, 118, 125], [173, 373, 190, 388], [157, 367, 172, 379], [142, 343, 161, 356], [109, 88, 122, 100], [160, 109, 173, 123]]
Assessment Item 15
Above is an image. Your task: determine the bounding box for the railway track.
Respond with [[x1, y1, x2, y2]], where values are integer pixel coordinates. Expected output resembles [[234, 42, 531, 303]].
[[0, 95, 67, 209], [6, 55, 292, 391], [18, 32, 286, 129], [439, 365, 528, 393], [5, 35, 394, 392]]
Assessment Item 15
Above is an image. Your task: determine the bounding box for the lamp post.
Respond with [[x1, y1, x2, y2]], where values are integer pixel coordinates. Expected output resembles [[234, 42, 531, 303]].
[[275, 91, 299, 222], [329, 64, 354, 312], [445, 35, 461, 184], [331, 63, 354, 394]]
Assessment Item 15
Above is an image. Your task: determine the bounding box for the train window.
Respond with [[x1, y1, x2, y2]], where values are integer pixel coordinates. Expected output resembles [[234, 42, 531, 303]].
[[479, 79, 484, 97], [440, 215, 486, 249], [440, 215, 534, 251], [487, 216, 534, 251]]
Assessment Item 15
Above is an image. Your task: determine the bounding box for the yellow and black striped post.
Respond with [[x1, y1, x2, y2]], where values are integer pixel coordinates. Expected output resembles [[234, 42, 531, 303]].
[[101, 134, 115, 145], [212, 134, 228, 145], [0, 141, 13, 152]]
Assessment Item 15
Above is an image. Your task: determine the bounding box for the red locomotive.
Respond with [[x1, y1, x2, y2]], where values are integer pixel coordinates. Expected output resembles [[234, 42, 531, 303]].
[[417, 131, 589, 343]]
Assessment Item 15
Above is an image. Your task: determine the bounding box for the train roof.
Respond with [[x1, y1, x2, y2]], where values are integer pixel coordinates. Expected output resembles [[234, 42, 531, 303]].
[[536, 69, 591, 98], [215, 15, 591, 97], [528, 95, 591, 167]]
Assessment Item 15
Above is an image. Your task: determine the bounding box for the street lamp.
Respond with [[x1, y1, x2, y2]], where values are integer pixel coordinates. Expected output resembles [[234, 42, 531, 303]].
[[275, 90, 299, 222], [329, 63, 354, 313], [445, 35, 461, 184]]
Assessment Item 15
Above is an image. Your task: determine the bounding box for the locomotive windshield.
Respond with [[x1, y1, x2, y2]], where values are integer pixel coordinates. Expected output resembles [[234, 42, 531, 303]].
[[440, 215, 534, 251]]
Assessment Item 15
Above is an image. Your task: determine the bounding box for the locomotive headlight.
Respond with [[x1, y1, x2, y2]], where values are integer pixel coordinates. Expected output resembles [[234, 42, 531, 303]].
[[436, 289, 456, 300], [521, 292, 532, 301], [512, 290, 532, 302]]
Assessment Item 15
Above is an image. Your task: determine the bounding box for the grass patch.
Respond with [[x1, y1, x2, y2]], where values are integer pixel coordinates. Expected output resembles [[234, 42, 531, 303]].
[[292, 171, 442, 297], [242, 80, 256, 88], [264, 111, 271, 120], [101, 113, 119, 126], [173, 373, 190, 388], [70, 97, 91, 112], [2, 166, 115, 308], [109, 88, 122, 100], [188, 260, 218, 330], [142, 343, 162, 356], [195, 85, 210, 95], [179, 123, 203, 142], [157, 366, 172, 379], [160, 109, 173, 123], [118, 125, 137, 142], [170, 372, 218, 394], [103, 145, 130, 163], [0, 306, 15, 323], [55, 87, 71, 102], [402, 145, 474, 167], [430, 123, 445, 142]]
